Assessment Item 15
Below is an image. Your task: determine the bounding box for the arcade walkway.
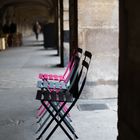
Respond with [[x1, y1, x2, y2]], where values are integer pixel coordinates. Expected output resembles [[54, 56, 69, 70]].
[[0, 35, 117, 140]]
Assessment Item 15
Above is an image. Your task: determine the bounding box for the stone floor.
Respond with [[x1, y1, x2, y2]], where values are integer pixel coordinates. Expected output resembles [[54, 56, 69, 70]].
[[0, 35, 118, 140]]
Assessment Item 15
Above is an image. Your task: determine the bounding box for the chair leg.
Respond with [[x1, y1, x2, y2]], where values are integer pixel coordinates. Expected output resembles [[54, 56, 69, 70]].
[[37, 102, 72, 123], [36, 110, 47, 124], [49, 102, 75, 133], [36, 101, 73, 140], [37, 101, 50, 117], [44, 99, 78, 140], [36, 102, 72, 133], [36, 109, 53, 134], [36, 103, 51, 124]]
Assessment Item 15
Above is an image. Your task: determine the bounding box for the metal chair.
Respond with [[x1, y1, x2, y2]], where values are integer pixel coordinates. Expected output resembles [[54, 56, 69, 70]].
[[36, 51, 81, 117], [36, 48, 82, 118], [35, 54, 80, 133], [36, 51, 92, 140], [36, 50, 91, 119]]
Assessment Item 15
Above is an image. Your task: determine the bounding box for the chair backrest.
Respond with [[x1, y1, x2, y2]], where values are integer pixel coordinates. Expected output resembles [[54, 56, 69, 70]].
[[38, 48, 82, 81], [63, 47, 83, 80], [64, 54, 80, 83], [68, 50, 91, 82], [69, 51, 92, 98]]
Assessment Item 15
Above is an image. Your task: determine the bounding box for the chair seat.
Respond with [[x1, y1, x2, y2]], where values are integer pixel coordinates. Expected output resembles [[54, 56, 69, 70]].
[[39, 73, 64, 81], [37, 80, 68, 89], [36, 90, 73, 102]]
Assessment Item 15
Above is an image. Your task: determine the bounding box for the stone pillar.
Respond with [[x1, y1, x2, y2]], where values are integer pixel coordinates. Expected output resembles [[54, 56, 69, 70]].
[[78, 0, 119, 98], [118, 0, 140, 139]]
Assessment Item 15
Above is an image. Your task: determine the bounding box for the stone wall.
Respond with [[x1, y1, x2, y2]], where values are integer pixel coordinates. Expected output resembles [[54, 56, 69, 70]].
[[78, 0, 119, 98]]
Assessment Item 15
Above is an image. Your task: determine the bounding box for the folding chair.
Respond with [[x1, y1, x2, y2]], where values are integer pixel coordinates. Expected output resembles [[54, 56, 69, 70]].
[[36, 48, 82, 118], [36, 50, 91, 119], [36, 48, 83, 118], [37, 48, 83, 117], [35, 55, 81, 133], [36, 51, 92, 140], [36, 51, 92, 121]]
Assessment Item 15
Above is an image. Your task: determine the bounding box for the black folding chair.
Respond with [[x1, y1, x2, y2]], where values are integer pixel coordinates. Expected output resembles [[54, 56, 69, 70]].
[[36, 47, 83, 121], [36, 50, 91, 128], [36, 51, 92, 140], [35, 53, 81, 133]]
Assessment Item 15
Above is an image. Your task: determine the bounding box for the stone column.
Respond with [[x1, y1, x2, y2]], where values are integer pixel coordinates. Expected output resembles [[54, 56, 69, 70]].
[[118, 0, 140, 139], [78, 0, 119, 98]]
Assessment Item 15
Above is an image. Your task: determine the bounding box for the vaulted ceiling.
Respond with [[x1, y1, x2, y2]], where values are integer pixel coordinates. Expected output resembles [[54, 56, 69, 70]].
[[0, 0, 57, 35], [0, 0, 56, 24]]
